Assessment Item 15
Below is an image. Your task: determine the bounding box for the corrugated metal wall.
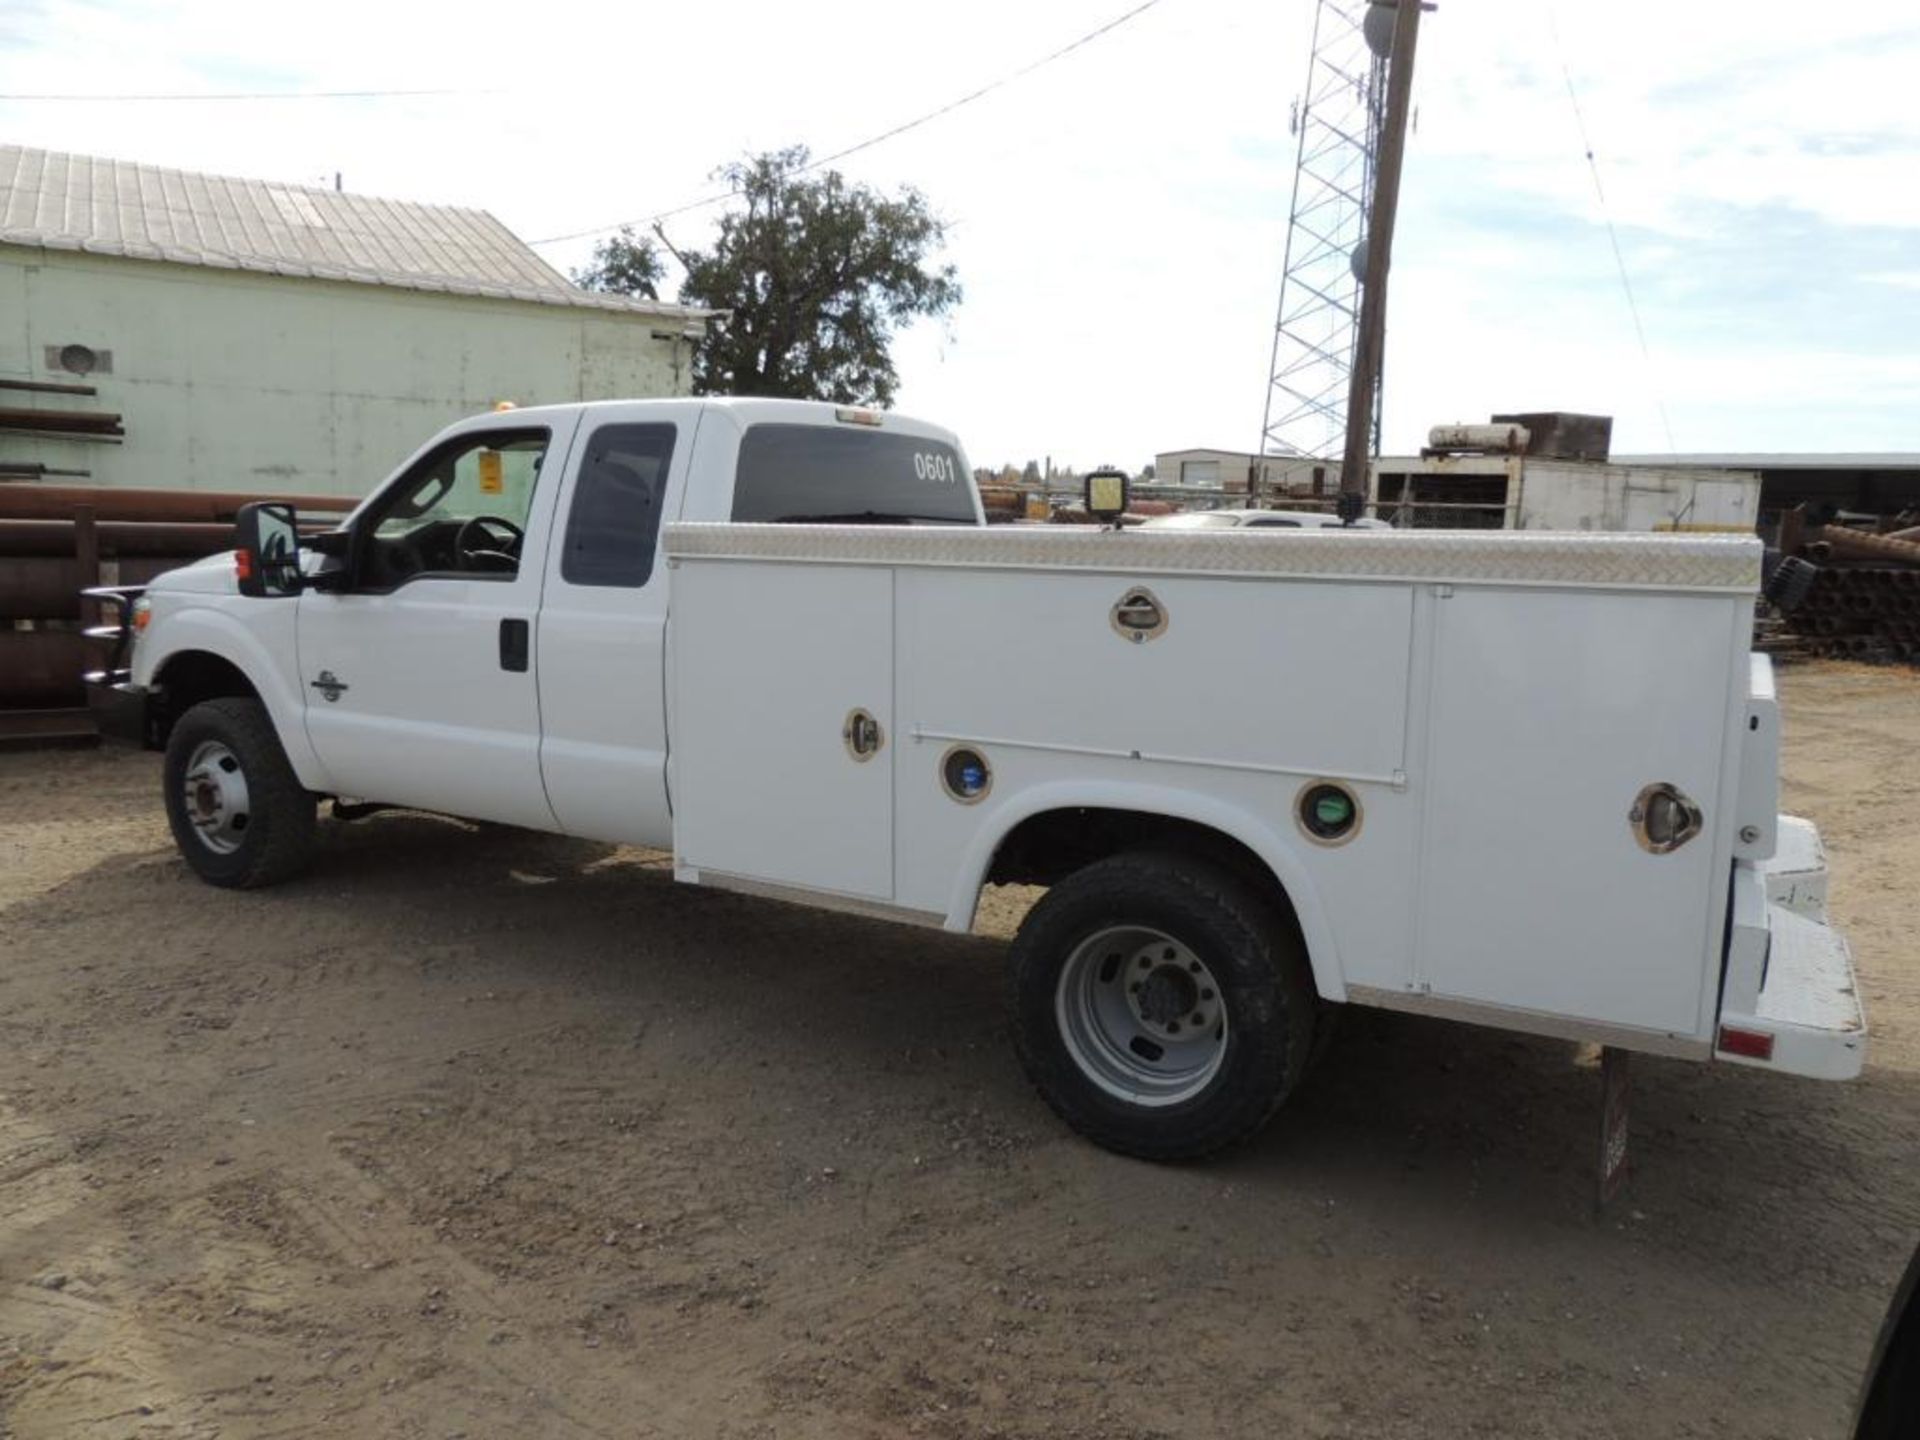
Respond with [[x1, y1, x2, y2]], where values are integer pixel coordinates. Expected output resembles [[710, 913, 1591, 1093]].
[[0, 246, 690, 498]]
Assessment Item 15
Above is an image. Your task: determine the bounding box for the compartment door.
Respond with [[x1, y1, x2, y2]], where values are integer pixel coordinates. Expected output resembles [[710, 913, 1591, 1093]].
[[669, 562, 894, 901], [1414, 589, 1735, 1036]]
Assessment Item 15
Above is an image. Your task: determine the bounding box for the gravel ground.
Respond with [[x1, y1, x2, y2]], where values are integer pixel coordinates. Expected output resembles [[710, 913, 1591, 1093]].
[[1, 659, 1915, 1439]]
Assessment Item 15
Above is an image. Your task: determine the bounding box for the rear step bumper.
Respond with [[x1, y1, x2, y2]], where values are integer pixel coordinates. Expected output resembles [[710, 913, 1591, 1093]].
[[1717, 816, 1866, 1081]]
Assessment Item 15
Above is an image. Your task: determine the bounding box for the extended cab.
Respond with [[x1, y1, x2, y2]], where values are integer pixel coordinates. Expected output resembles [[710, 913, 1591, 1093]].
[[86, 397, 1867, 1161]]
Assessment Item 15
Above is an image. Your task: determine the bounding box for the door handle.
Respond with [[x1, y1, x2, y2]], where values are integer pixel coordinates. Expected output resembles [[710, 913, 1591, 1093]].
[[499, 618, 530, 673], [843, 708, 883, 761], [1110, 587, 1167, 642], [1629, 782, 1702, 853]]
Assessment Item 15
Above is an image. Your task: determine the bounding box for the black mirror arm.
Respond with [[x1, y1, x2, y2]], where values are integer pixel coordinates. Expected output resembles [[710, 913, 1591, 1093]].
[[303, 528, 351, 557]]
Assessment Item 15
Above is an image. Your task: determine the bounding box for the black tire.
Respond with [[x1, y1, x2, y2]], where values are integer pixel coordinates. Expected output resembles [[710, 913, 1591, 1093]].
[[1007, 850, 1316, 1161], [163, 696, 318, 889]]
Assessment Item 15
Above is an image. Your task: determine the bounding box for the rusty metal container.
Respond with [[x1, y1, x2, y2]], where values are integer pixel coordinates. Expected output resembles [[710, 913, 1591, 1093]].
[[0, 629, 94, 708]]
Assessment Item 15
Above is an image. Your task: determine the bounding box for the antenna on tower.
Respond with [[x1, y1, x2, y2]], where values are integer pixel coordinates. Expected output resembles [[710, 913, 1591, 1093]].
[[1257, 1, 1388, 468]]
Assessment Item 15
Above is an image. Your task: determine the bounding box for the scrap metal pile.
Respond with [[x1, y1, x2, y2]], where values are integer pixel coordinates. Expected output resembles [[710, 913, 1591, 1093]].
[[1764, 509, 1920, 664], [0, 484, 350, 742]]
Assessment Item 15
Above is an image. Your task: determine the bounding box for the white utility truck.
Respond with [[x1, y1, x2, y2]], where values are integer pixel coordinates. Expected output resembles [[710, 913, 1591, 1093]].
[[86, 398, 1866, 1161]]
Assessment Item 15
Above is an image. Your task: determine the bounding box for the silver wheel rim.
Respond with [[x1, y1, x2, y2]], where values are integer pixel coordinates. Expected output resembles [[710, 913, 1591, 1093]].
[[1055, 925, 1228, 1107], [181, 740, 252, 855]]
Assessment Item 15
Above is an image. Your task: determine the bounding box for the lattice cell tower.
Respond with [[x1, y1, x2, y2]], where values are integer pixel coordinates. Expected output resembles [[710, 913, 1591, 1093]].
[[1257, 1, 1388, 461]]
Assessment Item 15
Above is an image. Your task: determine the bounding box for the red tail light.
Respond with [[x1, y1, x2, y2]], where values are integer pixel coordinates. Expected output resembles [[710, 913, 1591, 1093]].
[[1717, 1026, 1775, 1061]]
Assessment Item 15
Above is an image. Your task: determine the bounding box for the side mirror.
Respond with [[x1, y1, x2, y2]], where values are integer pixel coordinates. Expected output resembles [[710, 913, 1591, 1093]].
[[235, 501, 303, 598], [1084, 468, 1130, 528]]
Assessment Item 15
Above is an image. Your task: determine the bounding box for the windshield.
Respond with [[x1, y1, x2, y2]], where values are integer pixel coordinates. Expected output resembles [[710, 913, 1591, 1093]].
[[732, 423, 977, 525]]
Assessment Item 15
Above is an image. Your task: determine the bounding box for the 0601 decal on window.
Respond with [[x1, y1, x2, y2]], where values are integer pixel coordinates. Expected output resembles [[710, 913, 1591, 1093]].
[[914, 451, 959, 485]]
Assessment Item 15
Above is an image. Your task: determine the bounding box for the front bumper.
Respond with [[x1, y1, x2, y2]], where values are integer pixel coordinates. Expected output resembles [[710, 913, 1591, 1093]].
[[1716, 816, 1867, 1080], [84, 669, 159, 749]]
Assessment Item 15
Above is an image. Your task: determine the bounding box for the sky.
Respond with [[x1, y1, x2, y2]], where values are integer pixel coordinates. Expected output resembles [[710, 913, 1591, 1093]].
[[3, 0, 1918, 472]]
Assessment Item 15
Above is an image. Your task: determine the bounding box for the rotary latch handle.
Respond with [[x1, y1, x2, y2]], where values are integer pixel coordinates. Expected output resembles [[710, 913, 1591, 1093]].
[[1109, 587, 1168, 643], [843, 708, 884, 761], [1629, 782, 1703, 854]]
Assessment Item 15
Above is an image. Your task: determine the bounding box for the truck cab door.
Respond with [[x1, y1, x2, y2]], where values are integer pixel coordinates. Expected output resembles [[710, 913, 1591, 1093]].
[[534, 405, 701, 846], [295, 414, 577, 829]]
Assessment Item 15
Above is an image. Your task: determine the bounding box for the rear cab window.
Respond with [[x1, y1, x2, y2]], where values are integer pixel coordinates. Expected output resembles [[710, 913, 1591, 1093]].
[[731, 423, 977, 525]]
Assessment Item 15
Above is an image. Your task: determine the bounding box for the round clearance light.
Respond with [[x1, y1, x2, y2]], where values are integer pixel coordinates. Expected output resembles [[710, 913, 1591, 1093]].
[[940, 746, 992, 805], [58, 342, 98, 375], [1297, 781, 1361, 846]]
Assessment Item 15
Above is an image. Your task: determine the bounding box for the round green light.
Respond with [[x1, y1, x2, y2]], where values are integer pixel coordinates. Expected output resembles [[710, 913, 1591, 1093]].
[[1299, 782, 1360, 843], [1314, 794, 1352, 827]]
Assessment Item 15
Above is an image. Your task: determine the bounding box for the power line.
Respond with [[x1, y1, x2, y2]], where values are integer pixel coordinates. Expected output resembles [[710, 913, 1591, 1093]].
[[0, 87, 496, 102], [528, 0, 1169, 247], [1547, 7, 1677, 452]]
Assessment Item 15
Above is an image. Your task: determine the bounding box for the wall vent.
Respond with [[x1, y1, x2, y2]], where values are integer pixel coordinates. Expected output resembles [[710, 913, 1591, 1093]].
[[45, 344, 113, 376]]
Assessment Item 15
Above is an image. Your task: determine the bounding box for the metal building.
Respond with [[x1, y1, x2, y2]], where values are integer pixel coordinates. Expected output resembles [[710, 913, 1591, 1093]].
[[0, 145, 714, 496], [1153, 447, 1330, 495]]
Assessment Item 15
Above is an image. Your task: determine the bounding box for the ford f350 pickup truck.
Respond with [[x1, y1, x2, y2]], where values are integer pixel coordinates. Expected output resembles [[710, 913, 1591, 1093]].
[[85, 397, 1866, 1160]]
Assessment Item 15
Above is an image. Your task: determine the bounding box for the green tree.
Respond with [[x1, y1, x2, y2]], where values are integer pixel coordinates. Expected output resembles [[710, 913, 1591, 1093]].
[[574, 225, 666, 301], [575, 147, 960, 407]]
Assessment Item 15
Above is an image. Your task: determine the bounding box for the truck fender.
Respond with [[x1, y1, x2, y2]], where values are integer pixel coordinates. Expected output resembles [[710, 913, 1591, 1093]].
[[144, 604, 330, 792], [944, 778, 1348, 1003]]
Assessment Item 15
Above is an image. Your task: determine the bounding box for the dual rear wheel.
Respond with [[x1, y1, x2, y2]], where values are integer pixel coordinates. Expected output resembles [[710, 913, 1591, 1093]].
[[1008, 851, 1318, 1161]]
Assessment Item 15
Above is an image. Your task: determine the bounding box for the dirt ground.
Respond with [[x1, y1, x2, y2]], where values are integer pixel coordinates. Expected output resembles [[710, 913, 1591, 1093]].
[[1, 661, 1915, 1439]]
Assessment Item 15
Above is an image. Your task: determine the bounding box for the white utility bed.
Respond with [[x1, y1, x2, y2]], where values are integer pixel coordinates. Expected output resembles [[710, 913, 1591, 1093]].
[[663, 523, 1864, 1078]]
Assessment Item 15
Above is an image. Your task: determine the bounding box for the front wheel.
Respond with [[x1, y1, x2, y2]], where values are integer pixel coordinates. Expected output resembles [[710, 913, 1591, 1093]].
[[1007, 851, 1316, 1161], [163, 697, 318, 889]]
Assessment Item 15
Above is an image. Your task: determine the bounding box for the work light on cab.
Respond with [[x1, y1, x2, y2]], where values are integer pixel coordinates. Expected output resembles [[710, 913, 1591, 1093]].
[[1084, 467, 1129, 527]]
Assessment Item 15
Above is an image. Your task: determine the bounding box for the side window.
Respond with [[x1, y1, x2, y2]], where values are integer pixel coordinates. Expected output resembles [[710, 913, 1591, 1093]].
[[358, 428, 549, 588], [560, 423, 678, 588]]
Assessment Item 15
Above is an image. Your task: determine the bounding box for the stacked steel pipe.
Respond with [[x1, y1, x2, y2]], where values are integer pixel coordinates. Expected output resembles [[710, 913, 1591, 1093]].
[[1767, 511, 1920, 664], [0, 484, 353, 742]]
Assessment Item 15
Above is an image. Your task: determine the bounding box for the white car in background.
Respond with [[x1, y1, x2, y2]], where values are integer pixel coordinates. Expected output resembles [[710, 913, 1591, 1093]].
[[1141, 508, 1391, 530]]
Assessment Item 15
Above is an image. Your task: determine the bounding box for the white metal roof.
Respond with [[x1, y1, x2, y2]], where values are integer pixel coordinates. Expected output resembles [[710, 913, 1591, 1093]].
[[0, 144, 708, 318]]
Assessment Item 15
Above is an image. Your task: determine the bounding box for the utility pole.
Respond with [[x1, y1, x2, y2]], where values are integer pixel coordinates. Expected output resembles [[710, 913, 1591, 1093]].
[[1337, 0, 1425, 524]]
